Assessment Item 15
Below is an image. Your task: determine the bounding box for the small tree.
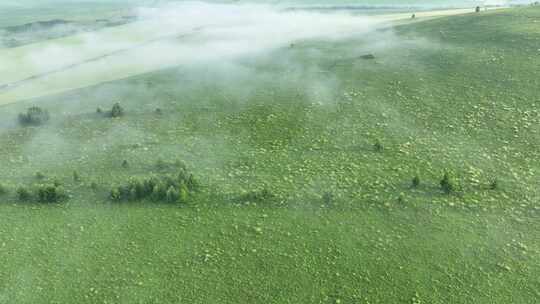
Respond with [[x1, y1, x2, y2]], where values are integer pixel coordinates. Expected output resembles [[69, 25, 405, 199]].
[[166, 186, 180, 203], [178, 183, 189, 203], [121, 160, 129, 168], [411, 175, 420, 188], [186, 174, 199, 191], [322, 191, 334, 206], [440, 172, 455, 194], [73, 171, 81, 182], [374, 139, 383, 152], [489, 179, 498, 190], [152, 183, 167, 201], [110, 187, 122, 201], [35, 171, 46, 180], [110, 103, 124, 118]]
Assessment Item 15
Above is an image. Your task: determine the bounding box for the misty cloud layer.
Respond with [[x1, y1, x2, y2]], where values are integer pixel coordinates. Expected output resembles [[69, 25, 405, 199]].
[[0, 2, 392, 103]]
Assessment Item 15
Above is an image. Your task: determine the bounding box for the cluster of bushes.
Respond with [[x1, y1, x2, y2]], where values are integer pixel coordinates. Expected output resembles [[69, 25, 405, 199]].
[[97, 103, 124, 118], [110, 169, 199, 204], [18, 106, 50, 126], [409, 172, 497, 195], [110, 103, 124, 118], [15, 183, 66, 204]]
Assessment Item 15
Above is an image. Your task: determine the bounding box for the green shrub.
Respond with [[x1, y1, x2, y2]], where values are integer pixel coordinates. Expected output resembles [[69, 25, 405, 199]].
[[151, 183, 167, 201], [110, 187, 122, 201], [121, 160, 129, 168], [186, 174, 200, 191], [53, 179, 62, 187], [179, 183, 189, 203], [373, 139, 383, 152], [322, 191, 334, 205], [36, 184, 66, 203], [16, 187, 32, 202], [18, 106, 50, 126], [440, 172, 455, 194], [35, 171, 46, 180], [110, 102, 124, 118], [73, 171, 81, 182], [166, 186, 180, 203], [411, 175, 420, 188], [489, 179, 498, 190]]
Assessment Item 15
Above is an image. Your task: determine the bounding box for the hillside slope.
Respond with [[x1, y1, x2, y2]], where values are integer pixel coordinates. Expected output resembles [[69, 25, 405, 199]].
[[0, 6, 539, 304]]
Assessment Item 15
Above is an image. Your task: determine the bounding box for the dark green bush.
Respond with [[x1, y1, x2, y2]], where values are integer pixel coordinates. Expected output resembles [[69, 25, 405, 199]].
[[110, 187, 122, 201], [36, 184, 66, 203], [110, 103, 124, 118], [322, 191, 334, 205], [489, 179, 498, 190], [440, 172, 455, 194], [411, 175, 420, 188], [122, 160, 129, 168], [18, 106, 50, 126], [35, 171, 46, 180], [373, 139, 383, 152], [73, 171, 81, 182], [186, 174, 200, 192], [151, 182, 167, 201], [178, 183, 189, 203], [16, 187, 32, 202], [53, 178, 62, 188], [166, 186, 180, 203]]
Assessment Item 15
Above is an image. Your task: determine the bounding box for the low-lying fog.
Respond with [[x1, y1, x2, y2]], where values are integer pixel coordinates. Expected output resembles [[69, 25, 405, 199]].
[[0, 2, 387, 103]]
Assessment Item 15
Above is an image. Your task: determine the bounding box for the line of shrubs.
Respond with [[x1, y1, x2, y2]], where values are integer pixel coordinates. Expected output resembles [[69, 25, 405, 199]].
[[109, 169, 199, 204], [18, 106, 50, 126], [17, 102, 127, 128], [409, 172, 498, 194], [13, 183, 67, 204], [97, 102, 125, 118]]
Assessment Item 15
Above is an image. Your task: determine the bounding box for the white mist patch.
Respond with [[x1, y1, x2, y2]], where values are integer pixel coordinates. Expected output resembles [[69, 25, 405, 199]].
[[0, 2, 385, 104]]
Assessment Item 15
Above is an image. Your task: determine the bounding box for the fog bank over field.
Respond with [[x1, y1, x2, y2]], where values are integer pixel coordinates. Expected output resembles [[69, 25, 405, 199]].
[[0, 1, 395, 104]]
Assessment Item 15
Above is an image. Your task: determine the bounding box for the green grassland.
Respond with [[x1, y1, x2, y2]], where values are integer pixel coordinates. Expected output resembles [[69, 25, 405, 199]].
[[1, 6, 540, 304]]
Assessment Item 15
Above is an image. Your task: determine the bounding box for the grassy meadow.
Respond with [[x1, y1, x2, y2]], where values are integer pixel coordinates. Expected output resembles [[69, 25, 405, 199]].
[[0, 4, 539, 304]]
